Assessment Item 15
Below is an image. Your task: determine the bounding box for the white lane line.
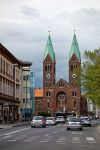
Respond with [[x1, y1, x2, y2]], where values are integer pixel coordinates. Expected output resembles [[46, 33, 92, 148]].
[[44, 134, 52, 137], [56, 140, 64, 142], [40, 140, 49, 143], [1, 135, 14, 139], [24, 140, 32, 142], [52, 131, 58, 133], [3, 127, 30, 136], [72, 137, 80, 143], [86, 137, 96, 143], [8, 140, 16, 142], [71, 132, 83, 135]]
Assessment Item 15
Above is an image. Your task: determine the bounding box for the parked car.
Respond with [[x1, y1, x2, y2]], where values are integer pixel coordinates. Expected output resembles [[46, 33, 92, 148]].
[[56, 116, 65, 123], [46, 117, 56, 125], [80, 116, 91, 127], [31, 116, 46, 128], [67, 117, 83, 130]]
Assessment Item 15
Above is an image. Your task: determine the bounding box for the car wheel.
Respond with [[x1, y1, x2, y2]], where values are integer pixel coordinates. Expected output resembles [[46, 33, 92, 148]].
[[31, 126, 33, 128], [67, 128, 70, 130], [79, 128, 83, 131]]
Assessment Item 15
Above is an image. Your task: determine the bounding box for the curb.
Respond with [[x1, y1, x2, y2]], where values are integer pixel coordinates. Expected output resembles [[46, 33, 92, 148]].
[[97, 125, 100, 135], [0, 122, 30, 129], [12, 122, 30, 127]]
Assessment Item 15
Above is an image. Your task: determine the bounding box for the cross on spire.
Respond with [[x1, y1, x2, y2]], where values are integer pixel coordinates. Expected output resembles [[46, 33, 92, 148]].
[[74, 28, 76, 34]]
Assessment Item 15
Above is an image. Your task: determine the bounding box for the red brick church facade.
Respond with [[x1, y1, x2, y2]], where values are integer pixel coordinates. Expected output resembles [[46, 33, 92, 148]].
[[35, 33, 87, 116]]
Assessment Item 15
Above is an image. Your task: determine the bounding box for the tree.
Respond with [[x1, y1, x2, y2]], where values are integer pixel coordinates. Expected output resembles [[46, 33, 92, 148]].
[[38, 112, 51, 117], [80, 48, 100, 107]]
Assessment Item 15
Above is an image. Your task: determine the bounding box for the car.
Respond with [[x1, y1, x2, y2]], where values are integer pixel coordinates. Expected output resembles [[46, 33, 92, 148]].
[[46, 117, 56, 125], [31, 116, 46, 128], [67, 117, 83, 130], [80, 116, 91, 127], [56, 116, 65, 123]]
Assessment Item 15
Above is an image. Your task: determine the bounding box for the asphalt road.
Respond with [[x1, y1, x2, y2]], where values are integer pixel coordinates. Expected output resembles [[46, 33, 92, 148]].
[[0, 122, 100, 150]]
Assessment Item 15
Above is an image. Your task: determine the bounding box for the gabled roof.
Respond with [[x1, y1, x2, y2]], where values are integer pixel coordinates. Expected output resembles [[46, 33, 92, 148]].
[[55, 78, 69, 87], [69, 34, 81, 62], [43, 34, 55, 62]]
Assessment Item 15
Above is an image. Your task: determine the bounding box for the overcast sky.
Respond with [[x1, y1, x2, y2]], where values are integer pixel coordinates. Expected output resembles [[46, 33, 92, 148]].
[[0, 0, 100, 87]]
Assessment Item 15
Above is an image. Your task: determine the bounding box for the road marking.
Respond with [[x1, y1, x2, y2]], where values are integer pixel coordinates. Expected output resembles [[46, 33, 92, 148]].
[[72, 137, 80, 143], [40, 140, 49, 142], [44, 134, 52, 137], [71, 131, 83, 135], [3, 127, 30, 136], [52, 131, 58, 133], [8, 140, 16, 142], [1, 135, 13, 139], [86, 137, 96, 143], [24, 140, 32, 142], [56, 141, 65, 143]]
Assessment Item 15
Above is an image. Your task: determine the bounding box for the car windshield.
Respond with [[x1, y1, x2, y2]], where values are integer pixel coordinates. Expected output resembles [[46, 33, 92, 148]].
[[57, 116, 63, 118], [33, 116, 43, 120], [80, 117, 89, 120], [46, 117, 54, 120], [69, 117, 80, 122]]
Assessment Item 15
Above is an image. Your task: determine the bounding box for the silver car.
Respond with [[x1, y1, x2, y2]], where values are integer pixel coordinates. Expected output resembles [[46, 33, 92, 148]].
[[67, 117, 83, 130], [46, 117, 56, 125], [56, 116, 65, 123], [80, 116, 91, 127], [31, 116, 46, 128]]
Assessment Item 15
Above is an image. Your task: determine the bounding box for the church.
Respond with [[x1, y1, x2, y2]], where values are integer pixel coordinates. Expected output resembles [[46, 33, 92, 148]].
[[35, 32, 87, 117]]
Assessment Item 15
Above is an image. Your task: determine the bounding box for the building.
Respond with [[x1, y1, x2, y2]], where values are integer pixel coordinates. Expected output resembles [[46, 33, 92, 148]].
[[0, 43, 34, 123], [19, 61, 34, 121], [35, 32, 87, 116], [34, 88, 43, 115], [0, 43, 21, 123]]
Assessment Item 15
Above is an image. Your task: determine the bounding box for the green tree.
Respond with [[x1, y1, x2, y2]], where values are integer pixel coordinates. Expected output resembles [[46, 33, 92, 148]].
[[80, 48, 100, 107], [38, 112, 51, 117]]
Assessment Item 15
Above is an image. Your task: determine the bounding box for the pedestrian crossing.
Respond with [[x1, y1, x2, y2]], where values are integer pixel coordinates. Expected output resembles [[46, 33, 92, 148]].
[[0, 133, 97, 144]]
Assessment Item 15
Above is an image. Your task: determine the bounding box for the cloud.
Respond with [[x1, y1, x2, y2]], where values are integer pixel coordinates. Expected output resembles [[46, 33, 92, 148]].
[[21, 6, 40, 17], [0, 1, 100, 87]]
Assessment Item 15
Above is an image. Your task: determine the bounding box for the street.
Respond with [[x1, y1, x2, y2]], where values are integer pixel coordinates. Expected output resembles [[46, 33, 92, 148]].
[[0, 121, 100, 150]]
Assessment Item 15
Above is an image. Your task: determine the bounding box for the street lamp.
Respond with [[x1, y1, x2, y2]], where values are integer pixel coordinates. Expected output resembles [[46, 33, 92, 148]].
[[25, 75, 29, 121]]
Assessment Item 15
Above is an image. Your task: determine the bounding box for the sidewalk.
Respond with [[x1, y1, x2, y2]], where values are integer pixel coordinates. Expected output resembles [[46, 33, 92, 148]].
[[0, 121, 30, 129]]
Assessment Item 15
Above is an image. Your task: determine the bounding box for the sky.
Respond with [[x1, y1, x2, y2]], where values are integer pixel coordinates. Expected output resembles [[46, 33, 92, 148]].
[[0, 0, 100, 87]]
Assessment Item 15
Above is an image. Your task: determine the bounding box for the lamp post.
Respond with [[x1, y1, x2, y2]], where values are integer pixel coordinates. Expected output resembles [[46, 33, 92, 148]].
[[25, 75, 28, 121]]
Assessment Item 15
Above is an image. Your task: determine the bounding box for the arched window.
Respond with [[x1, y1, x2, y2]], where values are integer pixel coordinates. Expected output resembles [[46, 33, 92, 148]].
[[46, 91, 50, 97]]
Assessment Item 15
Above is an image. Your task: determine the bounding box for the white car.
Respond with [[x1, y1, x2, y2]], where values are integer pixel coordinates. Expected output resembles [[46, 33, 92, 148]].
[[80, 116, 91, 127], [46, 117, 56, 125], [56, 116, 65, 123], [31, 116, 46, 128], [67, 117, 83, 130]]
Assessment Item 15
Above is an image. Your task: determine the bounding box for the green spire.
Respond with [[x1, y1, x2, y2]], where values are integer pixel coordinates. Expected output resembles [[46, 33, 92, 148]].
[[43, 33, 55, 62], [69, 33, 81, 61]]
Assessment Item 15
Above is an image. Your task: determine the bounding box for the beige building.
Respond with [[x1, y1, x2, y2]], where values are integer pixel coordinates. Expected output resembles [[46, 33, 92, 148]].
[[0, 43, 33, 123], [0, 43, 21, 123]]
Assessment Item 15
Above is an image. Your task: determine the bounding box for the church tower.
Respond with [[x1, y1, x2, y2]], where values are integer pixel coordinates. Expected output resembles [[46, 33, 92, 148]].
[[43, 32, 56, 113], [69, 32, 81, 116]]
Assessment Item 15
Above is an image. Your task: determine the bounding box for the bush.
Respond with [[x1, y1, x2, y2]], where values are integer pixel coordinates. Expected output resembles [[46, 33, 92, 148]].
[[38, 112, 51, 117]]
